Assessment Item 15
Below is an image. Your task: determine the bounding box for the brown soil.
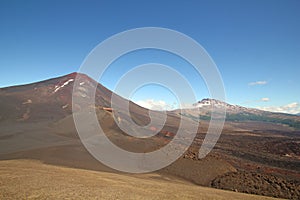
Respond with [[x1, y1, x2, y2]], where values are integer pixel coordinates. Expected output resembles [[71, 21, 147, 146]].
[[0, 159, 280, 200]]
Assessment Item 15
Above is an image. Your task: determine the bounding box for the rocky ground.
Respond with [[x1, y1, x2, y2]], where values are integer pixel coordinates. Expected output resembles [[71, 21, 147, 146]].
[[212, 171, 300, 199]]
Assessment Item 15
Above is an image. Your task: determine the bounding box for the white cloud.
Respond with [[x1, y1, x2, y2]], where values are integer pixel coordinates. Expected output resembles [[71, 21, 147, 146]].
[[243, 97, 270, 104], [135, 99, 176, 111], [258, 102, 300, 114], [248, 81, 267, 86], [261, 97, 270, 102]]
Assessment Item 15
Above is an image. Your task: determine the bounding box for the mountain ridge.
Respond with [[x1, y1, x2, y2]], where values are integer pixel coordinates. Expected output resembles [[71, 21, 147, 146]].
[[1, 72, 298, 130], [0, 72, 153, 122], [0, 72, 295, 117], [1, 72, 300, 199]]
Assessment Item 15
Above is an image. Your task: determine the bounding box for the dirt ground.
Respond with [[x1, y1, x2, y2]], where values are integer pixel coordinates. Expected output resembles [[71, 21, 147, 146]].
[[0, 159, 280, 200]]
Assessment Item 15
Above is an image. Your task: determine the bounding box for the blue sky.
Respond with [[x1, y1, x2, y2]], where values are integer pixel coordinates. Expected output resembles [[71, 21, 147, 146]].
[[0, 0, 299, 113]]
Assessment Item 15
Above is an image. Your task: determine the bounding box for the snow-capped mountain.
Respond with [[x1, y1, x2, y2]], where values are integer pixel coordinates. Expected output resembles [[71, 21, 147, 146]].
[[0, 73, 299, 129], [178, 98, 300, 129], [190, 98, 263, 114], [192, 98, 255, 112]]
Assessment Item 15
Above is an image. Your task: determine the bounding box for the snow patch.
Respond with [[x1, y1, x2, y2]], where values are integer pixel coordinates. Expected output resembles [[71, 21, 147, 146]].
[[78, 86, 88, 92], [53, 79, 74, 93], [54, 87, 61, 93], [22, 99, 32, 104], [62, 79, 74, 86]]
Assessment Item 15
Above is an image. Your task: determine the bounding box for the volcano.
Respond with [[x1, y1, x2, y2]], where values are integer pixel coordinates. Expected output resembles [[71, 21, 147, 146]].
[[0, 72, 146, 122], [0, 73, 299, 199]]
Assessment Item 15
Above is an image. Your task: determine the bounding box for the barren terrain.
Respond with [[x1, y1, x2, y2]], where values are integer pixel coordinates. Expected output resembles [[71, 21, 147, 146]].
[[0, 73, 299, 199], [0, 159, 279, 200]]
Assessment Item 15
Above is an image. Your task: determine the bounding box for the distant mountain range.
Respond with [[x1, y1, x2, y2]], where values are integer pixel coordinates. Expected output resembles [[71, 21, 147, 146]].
[[1, 72, 300, 199], [0, 73, 299, 130], [179, 99, 300, 129]]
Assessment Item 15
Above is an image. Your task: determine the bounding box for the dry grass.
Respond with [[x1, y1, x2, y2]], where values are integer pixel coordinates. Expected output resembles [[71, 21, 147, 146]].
[[0, 159, 279, 200]]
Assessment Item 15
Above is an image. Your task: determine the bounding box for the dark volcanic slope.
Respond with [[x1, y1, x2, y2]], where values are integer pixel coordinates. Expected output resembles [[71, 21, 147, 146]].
[[0, 72, 144, 122], [0, 73, 234, 182]]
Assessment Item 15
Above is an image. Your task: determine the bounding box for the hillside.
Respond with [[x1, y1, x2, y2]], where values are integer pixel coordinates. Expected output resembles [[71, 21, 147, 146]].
[[0, 159, 279, 200], [0, 73, 299, 199]]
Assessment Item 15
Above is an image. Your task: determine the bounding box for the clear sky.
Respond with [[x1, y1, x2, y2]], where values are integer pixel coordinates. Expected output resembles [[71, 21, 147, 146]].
[[0, 0, 299, 113]]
